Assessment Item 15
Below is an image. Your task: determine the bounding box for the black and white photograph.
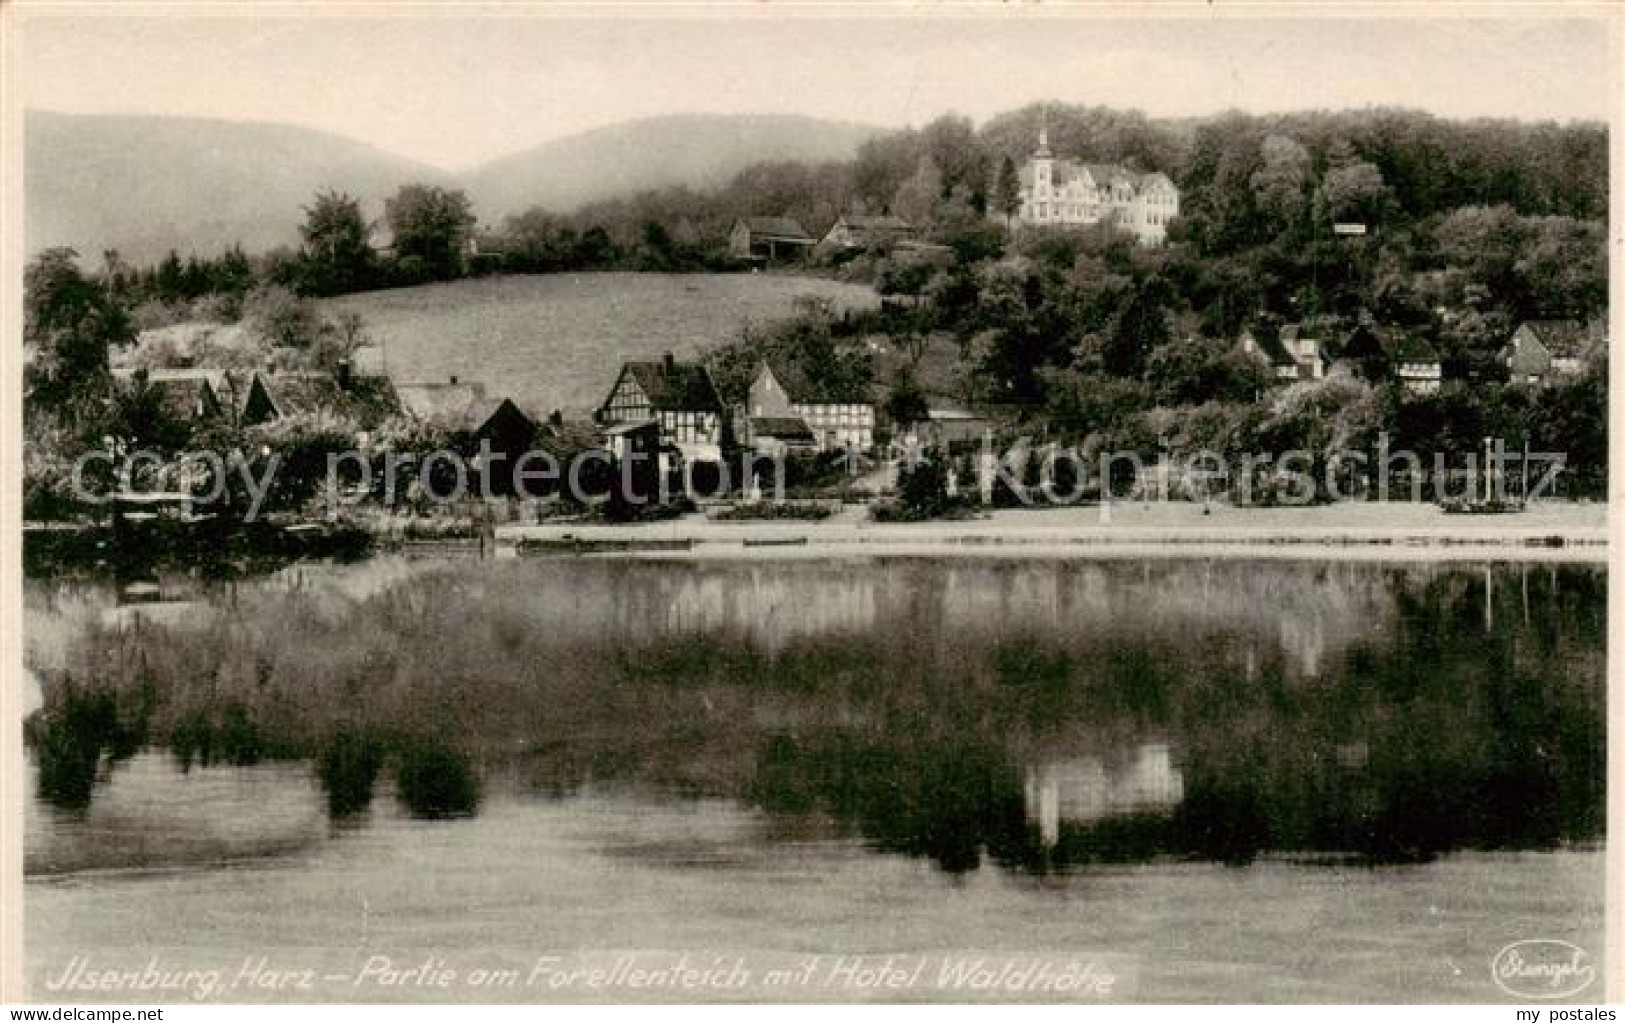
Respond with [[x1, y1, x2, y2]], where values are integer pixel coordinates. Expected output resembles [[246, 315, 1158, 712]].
[[2, 2, 1616, 1007]]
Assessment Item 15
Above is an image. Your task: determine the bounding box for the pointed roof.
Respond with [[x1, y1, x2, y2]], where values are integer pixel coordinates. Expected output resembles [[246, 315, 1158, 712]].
[[838, 214, 912, 232], [621, 359, 723, 413], [396, 380, 489, 421], [1248, 332, 1299, 369], [735, 217, 814, 243], [749, 416, 815, 441], [136, 369, 224, 420], [1517, 319, 1602, 359], [759, 359, 872, 405]]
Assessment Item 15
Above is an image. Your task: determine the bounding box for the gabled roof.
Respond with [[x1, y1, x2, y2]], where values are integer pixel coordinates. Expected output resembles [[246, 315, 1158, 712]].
[[396, 381, 532, 433], [838, 214, 912, 232], [467, 397, 536, 438], [1082, 164, 1138, 188], [264, 373, 351, 418], [1388, 332, 1440, 363], [1517, 320, 1599, 359], [759, 360, 873, 405], [137, 369, 224, 420], [396, 380, 489, 421], [1252, 333, 1299, 368], [605, 420, 660, 437], [621, 360, 723, 413], [1020, 158, 1173, 197], [238, 370, 400, 427], [1279, 316, 1346, 346], [750, 416, 815, 441], [735, 217, 814, 243]]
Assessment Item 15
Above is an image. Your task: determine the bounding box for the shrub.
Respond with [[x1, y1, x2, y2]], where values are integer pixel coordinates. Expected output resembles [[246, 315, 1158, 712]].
[[711, 502, 835, 522], [395, 741, 481, 818], [317, 729, 386, 818]]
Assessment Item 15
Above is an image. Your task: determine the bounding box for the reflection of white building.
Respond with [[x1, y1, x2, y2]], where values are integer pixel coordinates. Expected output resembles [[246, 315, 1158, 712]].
[[1024, 743, 1185, 847]]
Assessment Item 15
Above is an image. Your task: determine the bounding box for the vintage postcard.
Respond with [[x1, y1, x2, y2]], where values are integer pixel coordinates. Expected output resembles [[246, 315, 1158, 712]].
[[2, 1, 1618, 1007]]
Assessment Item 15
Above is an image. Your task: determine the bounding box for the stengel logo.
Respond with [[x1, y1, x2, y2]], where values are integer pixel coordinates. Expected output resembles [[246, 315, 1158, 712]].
[[1492, 940, 1595, 999]]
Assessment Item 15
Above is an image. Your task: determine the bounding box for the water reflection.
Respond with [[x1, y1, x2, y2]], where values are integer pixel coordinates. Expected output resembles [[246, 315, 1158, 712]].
[[24, 557, 1605, 876], [1025, 744, 1185, 848]]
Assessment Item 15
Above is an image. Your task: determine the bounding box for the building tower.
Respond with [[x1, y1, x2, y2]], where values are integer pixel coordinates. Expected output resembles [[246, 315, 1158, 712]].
[[1031, 113, 1054, 214]]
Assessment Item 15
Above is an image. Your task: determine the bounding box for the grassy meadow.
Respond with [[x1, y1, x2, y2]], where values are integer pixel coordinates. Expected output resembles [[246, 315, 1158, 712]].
[[319, 272, 880, 416]]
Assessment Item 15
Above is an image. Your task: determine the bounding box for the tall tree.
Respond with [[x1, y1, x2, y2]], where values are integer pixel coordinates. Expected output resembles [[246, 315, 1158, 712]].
[[384, 184, 476, 281], [297, 190, 376, 296], [994, 155, 1022, 224], [24, 248, 131, 411]]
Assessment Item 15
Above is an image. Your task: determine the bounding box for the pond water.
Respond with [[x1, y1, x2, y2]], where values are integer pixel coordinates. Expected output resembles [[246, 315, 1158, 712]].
[[23, 556, 1606, 1002]]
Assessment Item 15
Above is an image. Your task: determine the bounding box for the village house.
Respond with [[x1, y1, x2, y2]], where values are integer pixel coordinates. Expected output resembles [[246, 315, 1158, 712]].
[[1015, 127, 1180, 245], [1503, 319, 1606, 385], [394, 376, 490, 424], [1334, 323, 1442, 394], [816, 214, 915, 257], [597, 353, 725, 463], [1278, 324, 1327, 379], [1240, 323, 1329, 382], [239, 369, 403, 430], [728, 217, 816, 263], [127, 367, 227, 423], [893, 400, 992, 451], [602, 420, 664, 505], [1239, 331, 1303, 382], [743, 416, 818, 458], [1391, 335, 1444, 394], [396, 378, 543, 492], [746, 360, 875, 452]]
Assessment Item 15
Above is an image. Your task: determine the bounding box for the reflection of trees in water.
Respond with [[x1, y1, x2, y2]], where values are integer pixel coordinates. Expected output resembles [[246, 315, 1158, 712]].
[[28, 559, 1605, 871], [738, 565, 1603, 872]]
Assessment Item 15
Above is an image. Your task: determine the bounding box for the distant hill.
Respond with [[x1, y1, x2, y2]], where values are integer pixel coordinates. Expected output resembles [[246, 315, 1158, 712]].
[[459, 114, 883, 223], [27, 110, 883, 265], [26, 111, 450, 264]]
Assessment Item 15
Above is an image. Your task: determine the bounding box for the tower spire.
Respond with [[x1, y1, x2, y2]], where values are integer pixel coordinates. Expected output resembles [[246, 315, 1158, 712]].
[[1035, 105, 1052, 158]]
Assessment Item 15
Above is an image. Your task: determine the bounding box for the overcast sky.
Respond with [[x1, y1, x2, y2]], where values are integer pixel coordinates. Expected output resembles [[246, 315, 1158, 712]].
[[17, 9, 1616, 171]]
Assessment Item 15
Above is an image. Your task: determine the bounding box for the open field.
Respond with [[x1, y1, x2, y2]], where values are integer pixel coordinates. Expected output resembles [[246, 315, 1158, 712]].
[[320, 272, 879, 416]]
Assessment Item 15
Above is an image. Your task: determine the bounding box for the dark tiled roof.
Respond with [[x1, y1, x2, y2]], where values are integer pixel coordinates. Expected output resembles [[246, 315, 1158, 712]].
[[1388, 332, 1440, 362], [236, 371, 400, 428], [139, 368, 227, 422], [1250, 332, 1299, 368], [736, 217, 814, 243], [267, 374, 350, 417], [761, 360, 872, 405], [624, 361, 723, 413], [750, 416, 815, 440]]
